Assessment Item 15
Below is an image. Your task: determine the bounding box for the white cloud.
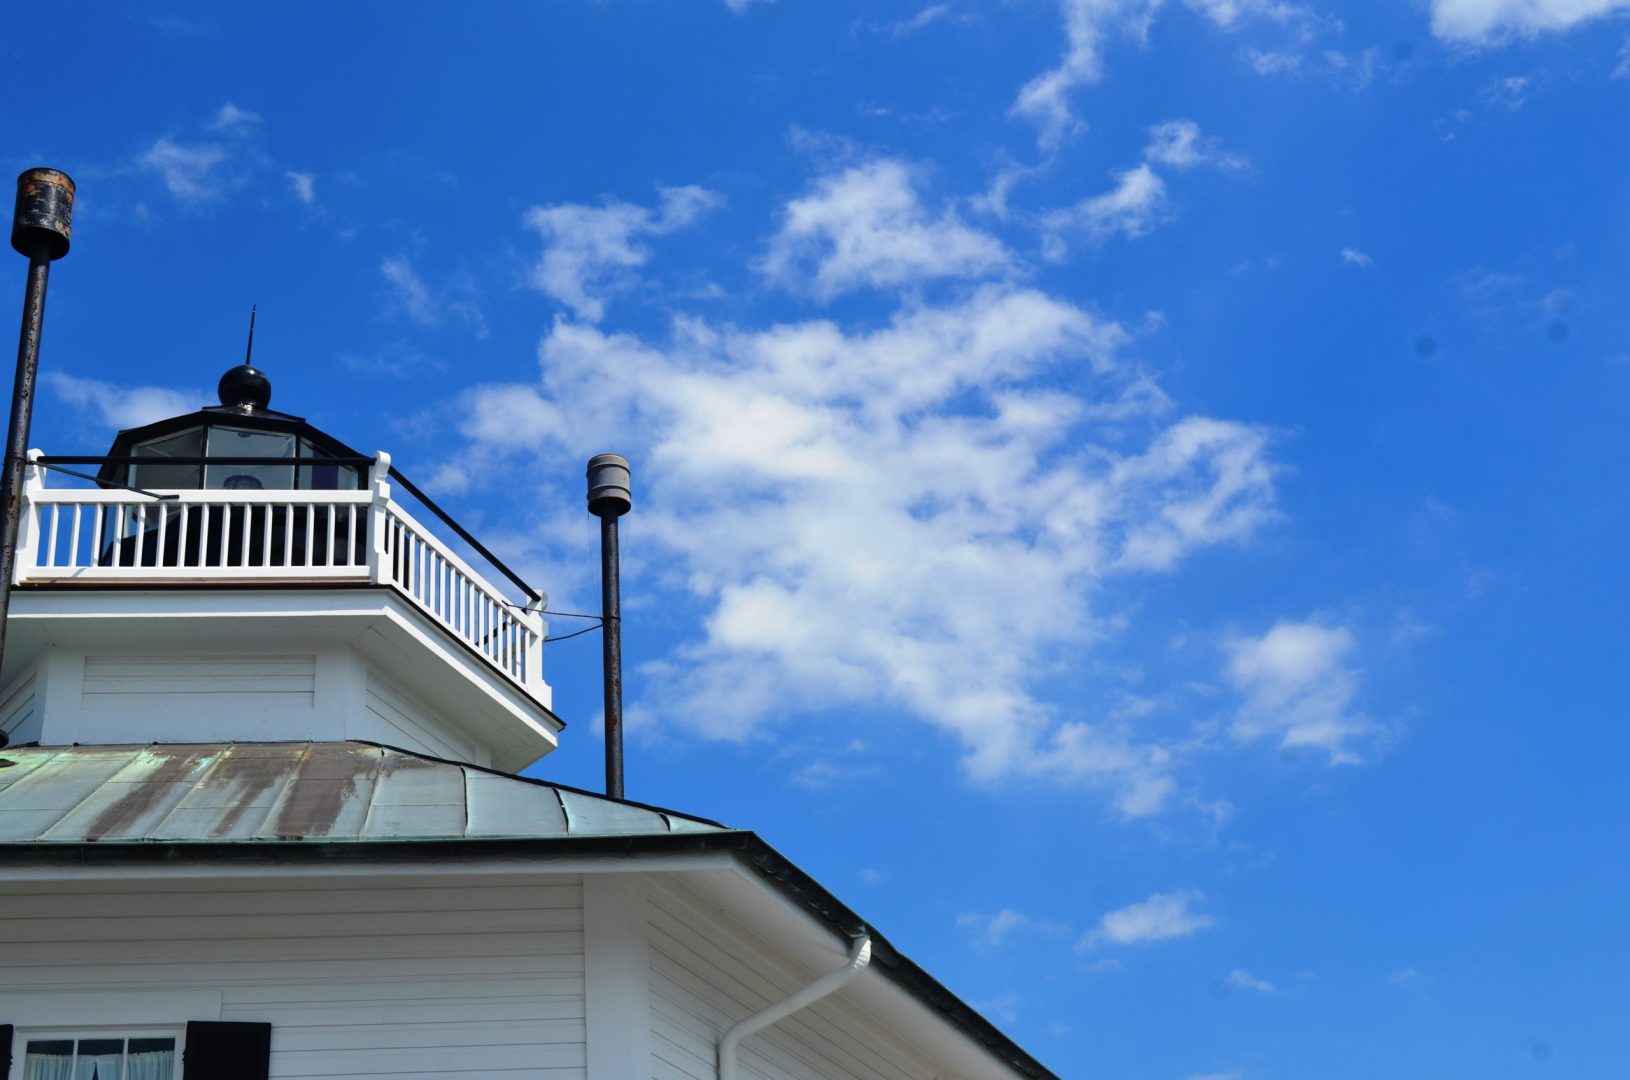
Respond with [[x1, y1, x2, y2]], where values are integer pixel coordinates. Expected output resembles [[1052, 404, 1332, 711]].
[[1225, 968, 1276, 992], [524, 186, 721, 321], [1616, 34, 1630, 75], [45, 372, 201, 432], [1186, 0, 1328, 32], [879, 3, 957, 36], [286, 171, 316, 206], [1244, 47, 1304, 73], [1144, 120, 1247, 171], [763, 159, 1011, 299], [1481, 74, 1532, 109], [1043, 164, 1169, 248], [958, 908, 1072, 946], [380, 256, 439, 327], [1431, 0, 1630, 43], [1225, 619, 1377, 762], [457, 279, 1275, 804], [1081, 889, 1215, 948], [1012, 0, 1162, 151], [380, 255, 488, 337], [1341, 248, 1373, 267], [724, 0, 770, 11], [1186, 1073, 1242, 1080], [208, 102, 261, 131], [137, 139, 229, 203]]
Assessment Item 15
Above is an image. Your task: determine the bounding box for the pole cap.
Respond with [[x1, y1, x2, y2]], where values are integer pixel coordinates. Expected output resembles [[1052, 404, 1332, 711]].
[[12, 168, 75, 261], [586, 453, 631, 518]]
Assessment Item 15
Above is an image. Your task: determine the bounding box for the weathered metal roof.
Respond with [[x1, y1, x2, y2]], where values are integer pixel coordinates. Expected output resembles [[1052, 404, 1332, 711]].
[[0, 742, 727, 844]]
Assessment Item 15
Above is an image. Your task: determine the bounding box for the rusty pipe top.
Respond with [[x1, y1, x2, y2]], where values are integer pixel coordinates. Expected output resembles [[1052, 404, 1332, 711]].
[[12, 168, 75, 261]]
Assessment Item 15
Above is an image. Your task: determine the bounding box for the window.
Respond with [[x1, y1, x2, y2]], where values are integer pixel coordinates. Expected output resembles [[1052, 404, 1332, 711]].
[[3, 1020, 270, 1080], [17, 1032, 179, 1080]]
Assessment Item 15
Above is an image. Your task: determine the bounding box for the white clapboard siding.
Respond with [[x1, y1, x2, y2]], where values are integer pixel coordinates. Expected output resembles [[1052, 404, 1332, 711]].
[[81, 654, 318, 710], [362, 673, 484, 766], [1, 873, 587, 1080], [646, 883, 948, 1080], [0, 668, 38, 743]]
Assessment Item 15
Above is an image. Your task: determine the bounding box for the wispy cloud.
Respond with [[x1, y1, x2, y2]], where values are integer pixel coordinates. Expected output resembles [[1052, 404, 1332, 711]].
[[1430, 0, 1630, 44], [1144, 120, 1247, 171], [1081, 889, 1215, 948], [137, 139, 230, 204], [525, 186, 721, 322], [380, 254, 488, 338], [866, 3, 960, 37], [763, 159, 1011, 299], [1341, 248, 1373, 267], [1225, 619, 1378, 762], [1224, 968, 1276, 992], [723, 0, 771, 13], [208, 102, 261, 131], [45, 372, 202, 431], [1042, 164, 1169, 250], [1481, 74, 1532, 109], [959, 908, 1074, 947], [286, 170, 316, 206], [1012, 0, 1162, 151]]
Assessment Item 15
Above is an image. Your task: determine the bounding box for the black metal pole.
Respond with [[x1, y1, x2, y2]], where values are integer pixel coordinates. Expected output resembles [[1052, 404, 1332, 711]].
[[598, 513, 623, 799], [586, 454, 631, 800], [0, 170, 74, 716]]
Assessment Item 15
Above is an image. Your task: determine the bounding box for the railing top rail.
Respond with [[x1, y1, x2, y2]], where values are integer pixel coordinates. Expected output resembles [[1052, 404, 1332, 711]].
[[38, 454, 377, 467], [387, 466, 541, 603], [27, 488, 372, 505]]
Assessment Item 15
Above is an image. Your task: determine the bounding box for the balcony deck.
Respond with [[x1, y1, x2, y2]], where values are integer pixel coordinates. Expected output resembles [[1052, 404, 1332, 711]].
[[13, 450, 546, 698]]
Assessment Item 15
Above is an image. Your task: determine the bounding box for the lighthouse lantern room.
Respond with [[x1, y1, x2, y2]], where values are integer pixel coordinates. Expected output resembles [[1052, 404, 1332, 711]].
[[0, 362, 559, 772]]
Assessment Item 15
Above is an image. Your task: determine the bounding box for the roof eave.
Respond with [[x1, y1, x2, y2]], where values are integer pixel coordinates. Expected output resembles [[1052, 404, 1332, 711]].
[[0, 829, 1057, 1080]]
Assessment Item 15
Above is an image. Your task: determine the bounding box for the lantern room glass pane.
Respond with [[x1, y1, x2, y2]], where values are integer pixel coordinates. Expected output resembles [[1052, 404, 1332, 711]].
[[296, 439, 362, 490], [130, 429, 203, 490], [205, 427, 295, 490]]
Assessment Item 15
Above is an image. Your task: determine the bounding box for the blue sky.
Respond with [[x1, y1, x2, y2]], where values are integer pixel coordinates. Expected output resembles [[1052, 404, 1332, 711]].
[[5, 1, 1629, 1075]]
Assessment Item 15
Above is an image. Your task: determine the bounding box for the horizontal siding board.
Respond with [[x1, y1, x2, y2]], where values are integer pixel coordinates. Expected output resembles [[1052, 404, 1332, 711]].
[[0, 877, 588, 1080], [0, 882, 582, 921]]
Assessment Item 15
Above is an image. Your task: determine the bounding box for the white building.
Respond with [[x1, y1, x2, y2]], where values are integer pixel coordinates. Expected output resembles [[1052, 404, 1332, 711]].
[[0, 365, 1057, 1080]]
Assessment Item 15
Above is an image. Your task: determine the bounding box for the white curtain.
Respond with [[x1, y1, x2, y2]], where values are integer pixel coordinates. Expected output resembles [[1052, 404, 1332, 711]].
[[123, 1049, 173, 1080], [74, 1047, 122, 1080], [22, 1047, 74, 1080], [124, 1047, 175, 1080]]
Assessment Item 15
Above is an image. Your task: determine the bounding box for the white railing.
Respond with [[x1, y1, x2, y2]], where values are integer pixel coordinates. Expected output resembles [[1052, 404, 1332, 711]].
[[14, 450, 545, 694]]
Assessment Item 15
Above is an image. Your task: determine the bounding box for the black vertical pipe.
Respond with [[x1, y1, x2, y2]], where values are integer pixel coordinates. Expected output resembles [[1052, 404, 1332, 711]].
[[586, 454, 632, 800], [599, 513, 623, 799], [0, 170, 74, 710]]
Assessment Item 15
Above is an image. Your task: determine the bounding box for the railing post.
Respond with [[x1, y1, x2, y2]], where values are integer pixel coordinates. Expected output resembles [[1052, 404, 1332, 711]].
[[524, 595, 546, 689], [367, 451, 392, 587], [13, 449, 44, 583]]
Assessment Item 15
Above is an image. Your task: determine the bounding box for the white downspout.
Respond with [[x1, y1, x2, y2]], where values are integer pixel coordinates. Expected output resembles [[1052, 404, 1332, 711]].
[[718, 934, 873, 1080]]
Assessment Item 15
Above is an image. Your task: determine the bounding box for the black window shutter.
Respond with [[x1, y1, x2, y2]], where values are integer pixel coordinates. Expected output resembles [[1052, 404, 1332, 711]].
[[1, 1024, 12, 1079], [183, 1021, 270, 1080]]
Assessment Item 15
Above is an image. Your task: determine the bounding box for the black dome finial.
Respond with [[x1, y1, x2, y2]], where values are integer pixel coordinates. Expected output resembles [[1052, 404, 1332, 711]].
[[218, 306, 271, 411], [219, 363, 271, 411]]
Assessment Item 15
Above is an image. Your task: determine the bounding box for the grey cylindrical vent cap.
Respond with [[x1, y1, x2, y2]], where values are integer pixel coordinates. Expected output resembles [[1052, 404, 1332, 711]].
[[587, 453, 632, 518]]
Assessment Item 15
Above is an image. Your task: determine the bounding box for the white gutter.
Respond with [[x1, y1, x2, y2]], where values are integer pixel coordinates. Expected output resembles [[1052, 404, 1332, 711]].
[[718, 933, 873, 1080]]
